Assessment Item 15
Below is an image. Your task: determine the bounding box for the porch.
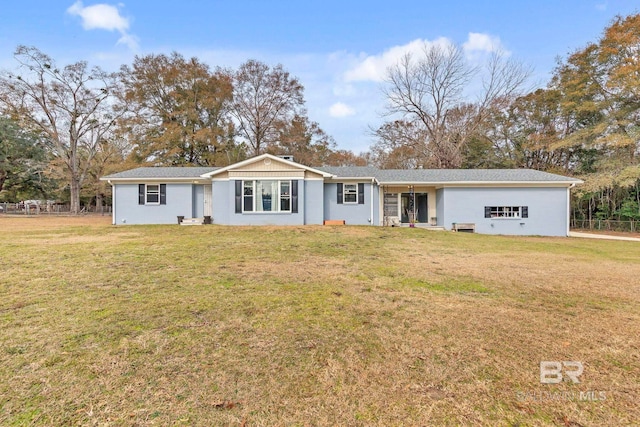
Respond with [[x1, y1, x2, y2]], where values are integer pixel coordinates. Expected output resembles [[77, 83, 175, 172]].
[[381, 185, 438, 226]]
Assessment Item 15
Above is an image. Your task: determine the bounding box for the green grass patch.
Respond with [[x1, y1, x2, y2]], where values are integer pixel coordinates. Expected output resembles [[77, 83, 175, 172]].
[[0, 217, 638, 426], [402, 276, 491, 294]]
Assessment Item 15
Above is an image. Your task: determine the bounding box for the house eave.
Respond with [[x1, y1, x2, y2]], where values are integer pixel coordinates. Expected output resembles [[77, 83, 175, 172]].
[[99, 177, 210, 184], [200, 153, 334, 178], [326, 176, 377, 181], [379, 180, 582, 187]]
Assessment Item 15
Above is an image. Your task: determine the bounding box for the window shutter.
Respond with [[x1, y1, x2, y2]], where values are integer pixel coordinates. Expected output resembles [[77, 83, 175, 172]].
[[291, 180, 298, 213], [235, 180, 242, 213], [138, 184, 145, 205], [337, 183, 343, 204], [522, 206, 528, 218], [159, 184, 167, 205], [484, 206, 491, 218], [358, 183, 365, 204]]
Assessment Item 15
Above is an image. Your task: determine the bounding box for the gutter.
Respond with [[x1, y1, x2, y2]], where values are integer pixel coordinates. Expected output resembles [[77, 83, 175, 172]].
[[325, 176, 377, 181], [107, 179, 116, 225], [567, 182, 577, 236], [377, 180, 583, 186], [100, 177, 210, 184]]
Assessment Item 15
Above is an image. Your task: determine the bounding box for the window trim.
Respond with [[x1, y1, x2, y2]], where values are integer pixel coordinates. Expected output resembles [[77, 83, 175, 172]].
[[343, 183, 358, 204], [280, 181, 291, 212], [337, 182, 365, 205], [145, 184, 160, 205], [241, 179, 293, 213], [243, 181, 254, 212], [485, 206, 528, 219], [139, 183, 166, 206]]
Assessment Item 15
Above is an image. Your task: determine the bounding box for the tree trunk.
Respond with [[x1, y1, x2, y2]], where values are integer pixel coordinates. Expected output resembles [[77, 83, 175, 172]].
[[636, 181, 639, 216], [0, 170, 6, 194], [96, 193, 103, 215], [70, 176, 81, 214]]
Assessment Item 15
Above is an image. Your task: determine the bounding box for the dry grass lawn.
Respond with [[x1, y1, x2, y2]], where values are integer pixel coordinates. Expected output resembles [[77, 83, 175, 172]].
[[0, 216, 638, 426]]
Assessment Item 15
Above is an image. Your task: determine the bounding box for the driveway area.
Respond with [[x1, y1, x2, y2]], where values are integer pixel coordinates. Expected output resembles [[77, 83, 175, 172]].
[[569, 231, 640, 242]]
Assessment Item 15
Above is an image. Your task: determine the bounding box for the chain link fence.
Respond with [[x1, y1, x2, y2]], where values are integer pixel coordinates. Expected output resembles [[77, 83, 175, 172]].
[[571, 219, 638, 233], [0, 202, 111, 215]]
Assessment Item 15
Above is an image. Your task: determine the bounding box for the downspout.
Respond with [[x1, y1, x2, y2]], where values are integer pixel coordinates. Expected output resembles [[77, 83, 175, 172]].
[[370, 178, 375, 225], [108, 180, 115, 225], [567, 183, 575, 236]]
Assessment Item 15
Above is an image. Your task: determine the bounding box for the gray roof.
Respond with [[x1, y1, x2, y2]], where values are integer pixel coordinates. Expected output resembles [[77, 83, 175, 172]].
[[103, 167, 218, 179], [317, 166, 381, 178], [317, 167, 580, 183], [103, 164, 580, 184]]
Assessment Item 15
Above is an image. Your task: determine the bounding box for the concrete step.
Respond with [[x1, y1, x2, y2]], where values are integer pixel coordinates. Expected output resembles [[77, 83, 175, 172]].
[[397, 223, 445, 230], [180, 217, 204, 225]]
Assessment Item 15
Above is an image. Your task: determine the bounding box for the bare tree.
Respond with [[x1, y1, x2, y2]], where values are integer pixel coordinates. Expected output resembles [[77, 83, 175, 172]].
[[370, 120, 430, 168], [380, 42, 530, 168], [0, 46, 124, 213], [231, 60, 305, 156]]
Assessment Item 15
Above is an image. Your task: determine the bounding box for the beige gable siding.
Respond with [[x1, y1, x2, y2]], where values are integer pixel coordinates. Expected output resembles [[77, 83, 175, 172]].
[[233, 158, 302, 172], [228, 170, 305, 178], [212, 171, 229, 180], [305, 170, 325, 179]]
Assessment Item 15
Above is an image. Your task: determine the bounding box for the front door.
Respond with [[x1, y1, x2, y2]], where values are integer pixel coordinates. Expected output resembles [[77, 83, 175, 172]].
[[401, 194, 411, 223], [204, 185, 212, 217], [417, 194, 428, 223], [401, 193, 427, 223]]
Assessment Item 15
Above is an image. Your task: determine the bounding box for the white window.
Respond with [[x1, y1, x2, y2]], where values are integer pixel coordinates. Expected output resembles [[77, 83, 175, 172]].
[[485, 206, 528, 219], [280, 181, 291, 211], [146, 185, 160, 204], [384, 193, 398, 217], [243, 181, 253, 212], [243, 180, 292, 212], [139, 184, 166, 206], [344, 184, 358, 203]]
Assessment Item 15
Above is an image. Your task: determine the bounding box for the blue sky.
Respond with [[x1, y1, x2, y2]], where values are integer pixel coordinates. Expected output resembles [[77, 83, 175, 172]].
[[1, 1, 639, 153]]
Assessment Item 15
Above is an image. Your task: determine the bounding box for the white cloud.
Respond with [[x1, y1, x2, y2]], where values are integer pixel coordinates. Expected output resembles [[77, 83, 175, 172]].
[[462, 32, 509, 56], [595, 2, 608, 11], [116, 33, 140, 50], [67, 1, 138, 50], [329, 102, 356, 118], [343, 37, 452, 82], [67, 1, 128, 32]]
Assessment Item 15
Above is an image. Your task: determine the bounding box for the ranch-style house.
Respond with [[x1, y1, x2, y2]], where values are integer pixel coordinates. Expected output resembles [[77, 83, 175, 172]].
[[101, 154, 582, 236]]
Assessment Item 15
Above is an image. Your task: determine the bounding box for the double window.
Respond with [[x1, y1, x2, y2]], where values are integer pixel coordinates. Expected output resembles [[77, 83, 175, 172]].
[[238, 180, 297, 213], [138, 184, 166, 205], [484, 206, 528, 219]]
